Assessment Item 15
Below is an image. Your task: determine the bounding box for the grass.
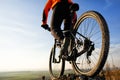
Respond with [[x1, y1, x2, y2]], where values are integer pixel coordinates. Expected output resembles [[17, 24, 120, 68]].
[[0, 71, 50, 80], [104, 69, 120, 80], [0, 69, 120, 80]]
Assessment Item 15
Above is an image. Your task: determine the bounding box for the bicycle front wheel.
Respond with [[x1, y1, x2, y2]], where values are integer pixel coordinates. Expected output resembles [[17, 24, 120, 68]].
[[49, 46, 65, 79], [71, 11, 110, 76]]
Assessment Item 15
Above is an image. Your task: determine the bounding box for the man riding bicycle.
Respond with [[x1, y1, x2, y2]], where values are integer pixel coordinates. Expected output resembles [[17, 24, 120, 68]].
[[41, 0, 110, 78], [41, 0, 78, 59]]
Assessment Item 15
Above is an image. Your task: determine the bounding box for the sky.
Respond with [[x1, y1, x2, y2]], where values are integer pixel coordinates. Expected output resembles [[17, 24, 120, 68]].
[[0, 0, 120, 72]]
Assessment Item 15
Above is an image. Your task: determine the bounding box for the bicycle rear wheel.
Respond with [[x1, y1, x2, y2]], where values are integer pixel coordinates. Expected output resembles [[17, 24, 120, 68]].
[[71, 11, 110, 76], [49, 45, 65, 79]]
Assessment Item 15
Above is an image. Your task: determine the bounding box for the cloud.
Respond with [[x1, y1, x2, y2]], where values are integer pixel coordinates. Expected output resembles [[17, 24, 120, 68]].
[[104, 0, 112, 10], [106, 43, 120, 67]]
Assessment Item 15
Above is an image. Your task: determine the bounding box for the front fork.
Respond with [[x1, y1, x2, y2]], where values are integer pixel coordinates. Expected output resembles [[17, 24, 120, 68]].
[[52, 39, 61, 63]]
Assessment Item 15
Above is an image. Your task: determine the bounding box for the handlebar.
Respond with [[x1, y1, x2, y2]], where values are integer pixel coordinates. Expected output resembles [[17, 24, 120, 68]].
[[41, 24, 51, 32]]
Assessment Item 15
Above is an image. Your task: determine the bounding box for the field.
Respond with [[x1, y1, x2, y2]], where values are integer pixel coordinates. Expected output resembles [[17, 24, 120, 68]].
[[0, 69, 120, 80], [0, 71, 50, 80]]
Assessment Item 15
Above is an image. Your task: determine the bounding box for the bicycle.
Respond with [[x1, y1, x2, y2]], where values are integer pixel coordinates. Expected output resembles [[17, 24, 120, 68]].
[[48, 4, 110, 79]]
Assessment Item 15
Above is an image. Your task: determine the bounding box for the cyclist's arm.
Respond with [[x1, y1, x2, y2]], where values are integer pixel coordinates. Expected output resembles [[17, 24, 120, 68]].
[[42, 0, 52, 25]]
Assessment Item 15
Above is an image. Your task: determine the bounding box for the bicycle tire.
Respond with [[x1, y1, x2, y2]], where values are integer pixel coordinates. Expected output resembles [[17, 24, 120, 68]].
[[49, 47, 65, 79], [71, 11, 110, 77]]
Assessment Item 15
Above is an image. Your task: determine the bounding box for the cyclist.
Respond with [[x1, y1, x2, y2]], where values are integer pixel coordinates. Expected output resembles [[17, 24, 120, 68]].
[[41, 0, 78, 59]]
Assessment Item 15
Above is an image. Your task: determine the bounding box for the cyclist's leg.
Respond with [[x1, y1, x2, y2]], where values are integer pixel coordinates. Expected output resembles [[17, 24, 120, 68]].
[[50, 3, 64, 42], [59, 12, 72, 59], [61, 12, 77, 60], [63, 13, 72, 46]]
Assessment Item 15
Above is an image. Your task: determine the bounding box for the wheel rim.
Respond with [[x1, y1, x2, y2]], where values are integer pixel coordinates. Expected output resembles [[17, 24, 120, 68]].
[[49, 47, 65, 79], [73, 17, 103, 74]]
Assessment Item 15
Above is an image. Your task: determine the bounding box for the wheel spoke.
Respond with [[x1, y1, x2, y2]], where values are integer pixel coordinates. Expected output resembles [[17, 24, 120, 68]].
[[71, 11, 109, 76]]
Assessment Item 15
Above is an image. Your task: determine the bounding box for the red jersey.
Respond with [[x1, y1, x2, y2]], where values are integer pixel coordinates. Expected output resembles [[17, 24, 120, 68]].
[[42, 0, 73, 24]]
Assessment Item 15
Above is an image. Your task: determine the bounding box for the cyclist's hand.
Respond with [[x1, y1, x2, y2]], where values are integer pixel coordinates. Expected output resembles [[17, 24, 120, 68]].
[[41, 24, 50, 31]]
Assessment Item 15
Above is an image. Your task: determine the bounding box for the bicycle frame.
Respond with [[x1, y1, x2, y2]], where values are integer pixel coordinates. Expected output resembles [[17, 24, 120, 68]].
[[70, 31, 94, 59], [49, 10, 109, 78], [52, 30, 94, 63]]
